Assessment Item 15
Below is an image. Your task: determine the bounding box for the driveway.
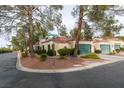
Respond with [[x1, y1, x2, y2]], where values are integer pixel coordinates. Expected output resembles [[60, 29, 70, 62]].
[[1, 53, 124, 88]]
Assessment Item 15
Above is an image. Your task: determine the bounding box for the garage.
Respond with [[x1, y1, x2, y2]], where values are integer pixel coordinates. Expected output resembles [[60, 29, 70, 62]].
[[100, 44, 111, 54], [114, 43, 120, 50], [79, 44, 91, 55]]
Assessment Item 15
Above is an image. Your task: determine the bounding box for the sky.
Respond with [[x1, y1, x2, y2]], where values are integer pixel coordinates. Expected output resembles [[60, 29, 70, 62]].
[[0, 5, 124, 47]]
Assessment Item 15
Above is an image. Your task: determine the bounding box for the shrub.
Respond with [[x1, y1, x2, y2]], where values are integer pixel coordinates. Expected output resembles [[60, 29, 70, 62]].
[[120, 47, 124, 51], [41, 49, 47, 54], [68, 48, 80, 55], [0, 48, 13, 54], [40, 53, 47, 61], [80, 53, 100, 59], [58, 48, 80, 56], [115, 49, 120, 53], [47, 49, 56, 56], [35, 49, 42, 55], [109, 50, 117, 55], [35, 49, 47, 55], [21, 52, 28, 58], [68, 48, 74, 56], [95, 50, 101, 54], [57, 48, 69, 56]]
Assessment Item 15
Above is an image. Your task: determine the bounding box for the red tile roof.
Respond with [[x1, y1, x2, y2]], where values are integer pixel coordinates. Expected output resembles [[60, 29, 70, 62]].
[[41, 37, 73, 44]]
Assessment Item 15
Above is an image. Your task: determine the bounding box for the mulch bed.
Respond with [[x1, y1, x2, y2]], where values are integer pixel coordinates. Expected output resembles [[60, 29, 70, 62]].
[[21, 56, 107, 69]]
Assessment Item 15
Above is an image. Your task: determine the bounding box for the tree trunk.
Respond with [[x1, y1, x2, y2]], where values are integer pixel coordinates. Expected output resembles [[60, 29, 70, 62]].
[[74, 5, 84, 56], [27, 5, 34, 57]]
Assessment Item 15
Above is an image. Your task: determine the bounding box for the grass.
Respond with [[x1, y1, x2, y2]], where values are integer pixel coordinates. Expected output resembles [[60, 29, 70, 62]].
[[80, 53, 100, 59]]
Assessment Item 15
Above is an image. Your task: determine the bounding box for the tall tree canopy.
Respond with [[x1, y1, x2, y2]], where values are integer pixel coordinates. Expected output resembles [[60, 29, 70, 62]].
[[71, 5, 124, 56], [0, 5, 63, 57]]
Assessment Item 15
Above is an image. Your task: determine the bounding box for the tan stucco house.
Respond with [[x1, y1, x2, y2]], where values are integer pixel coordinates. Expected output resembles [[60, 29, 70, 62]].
[[34, 36, 124, 55], [34, 37, 94, 55]]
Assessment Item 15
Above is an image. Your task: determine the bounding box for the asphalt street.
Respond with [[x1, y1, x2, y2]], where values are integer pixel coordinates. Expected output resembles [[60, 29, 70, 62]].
[[1, 52, 124, 88]]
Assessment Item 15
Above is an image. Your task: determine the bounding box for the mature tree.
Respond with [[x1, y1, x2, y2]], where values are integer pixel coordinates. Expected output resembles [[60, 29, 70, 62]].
[[83, 22, 93, 41], [0, 5, 63, 57], [33, 22, 48, 44], [72, 5, 84, 56], [58, 24, 68, 37], [11, 29, 27, 52], [71, 5, 124, 56], [69, 28, 77, 38]]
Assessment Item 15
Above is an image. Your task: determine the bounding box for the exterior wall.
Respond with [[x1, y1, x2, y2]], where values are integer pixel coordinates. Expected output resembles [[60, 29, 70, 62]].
[[41, 41, 54, 51], [40, 41, 71, 55], [54, 42, 71, 55]]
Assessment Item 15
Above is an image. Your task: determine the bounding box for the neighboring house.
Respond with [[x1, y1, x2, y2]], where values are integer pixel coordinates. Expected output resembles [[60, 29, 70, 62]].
[[93, 38, 124, 54]]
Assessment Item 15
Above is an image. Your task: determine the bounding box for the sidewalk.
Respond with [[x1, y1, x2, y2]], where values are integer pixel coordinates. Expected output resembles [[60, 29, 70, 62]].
[[16, 53, 124, 73]]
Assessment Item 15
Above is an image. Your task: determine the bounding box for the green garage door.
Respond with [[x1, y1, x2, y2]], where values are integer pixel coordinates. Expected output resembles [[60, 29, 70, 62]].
[[79, 44, 91, 55], [114, 44, 120, 50], [100, 44, 110, 54]]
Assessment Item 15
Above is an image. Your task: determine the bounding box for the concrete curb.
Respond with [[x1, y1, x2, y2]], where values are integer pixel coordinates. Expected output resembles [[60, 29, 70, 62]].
[[16, 52, 124, 73]]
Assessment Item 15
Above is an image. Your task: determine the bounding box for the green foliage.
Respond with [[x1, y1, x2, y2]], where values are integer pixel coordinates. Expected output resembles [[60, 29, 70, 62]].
[[47, 49, 56, 56], [80, 53, 100, 59], [109, 50, 117, 55], [41, 49, 47, 54], [120, 47, 124, 51], [69, 28, 77, 38], [58, 25, 68, 37], [11, 29, 28, 52], [95, 50, 101, 54], [71, 5, 124, 40], [40, 53, 47, 61], [57, 48, 69, 56], [115, 49, 120, 53], [35, 49, 47, 55], [83, 22, 93, 41], [33, 22, 48, 44], [0, 48, 13, 54], [21, 52, 28, 58], [57, 48, 80, 56]]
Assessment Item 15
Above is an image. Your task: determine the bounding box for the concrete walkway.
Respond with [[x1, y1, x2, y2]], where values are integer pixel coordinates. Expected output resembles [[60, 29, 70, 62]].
[[99, 54, 124, 61]]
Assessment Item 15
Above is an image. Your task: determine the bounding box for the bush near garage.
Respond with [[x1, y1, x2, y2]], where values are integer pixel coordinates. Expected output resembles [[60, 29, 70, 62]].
[[120, 47, 124, 51], [80, 53, 100, 59], [115, 49, 120, 53], [95, 50, 101, 54], [109, 50, 117, 55]]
